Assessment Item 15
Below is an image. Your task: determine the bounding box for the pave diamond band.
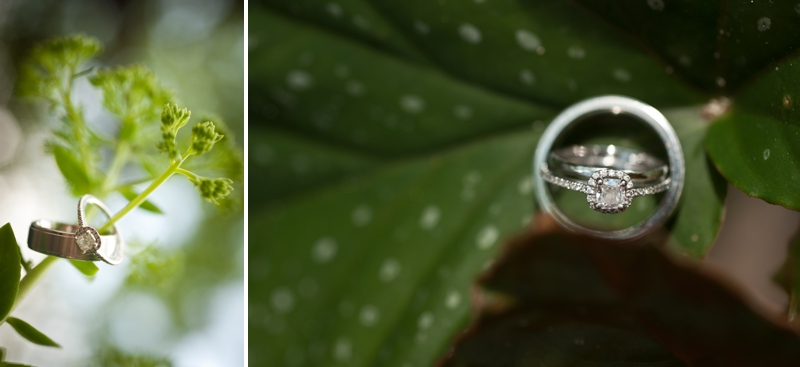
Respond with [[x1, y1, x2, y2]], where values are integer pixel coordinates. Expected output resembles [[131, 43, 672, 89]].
[[541, 163, 670, 214]]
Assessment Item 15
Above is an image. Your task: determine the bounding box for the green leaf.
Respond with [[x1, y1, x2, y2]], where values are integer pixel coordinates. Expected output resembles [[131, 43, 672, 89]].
[[0, 224, 21, 322], [249, 128, 381, 206], [118, 188, 164, 214], [68, 260, 99, 278], [5, 317, 61, 348], [51, 145, 92, 196], [706, 110, 800, 211], [442, 223, 800, 366]]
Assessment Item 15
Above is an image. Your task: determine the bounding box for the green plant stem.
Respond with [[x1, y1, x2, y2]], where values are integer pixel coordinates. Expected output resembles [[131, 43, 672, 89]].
[[9, 257, 59, 317], [98, 160, 181, 233], [102, 142, 131, 195], [61, 72, 92, 178]]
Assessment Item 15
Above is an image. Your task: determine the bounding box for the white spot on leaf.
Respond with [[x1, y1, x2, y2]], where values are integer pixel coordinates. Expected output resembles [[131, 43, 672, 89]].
[[515, 29, 542, 52], [454, 105, 473, 120], [327, 3, 343, 18], [518, 177, 533, 195], [286, 70, 313, 91], [419, 205, 442, 230], [345, 80, 365, 96], [763, 149, 770, 160], [312, 237, 337, 263], [414, 20, 430, 34], [519, 69, 535, 86], [647, 0, 664, 11], [379, 258, 402, 282], [399, 95, 426, 113], [359, 305, 380, 326], [445, 290, 462, 309], [333, 337, 352, 361], [476, 225, 499, 249], [271, 287, 295, 313], [334, 64, 350, 79], [352, 204, 373, 227], [418, 312, 434, 329], [458, 23, 482, 44], [613, 68, 631, 82], [757, 17, 771, 31], [567, 46, 586, 59], [691, 234, 699, 242]]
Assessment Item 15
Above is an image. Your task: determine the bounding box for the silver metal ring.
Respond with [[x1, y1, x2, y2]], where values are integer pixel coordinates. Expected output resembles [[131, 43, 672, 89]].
[[533, 95, 684, 240], [27, 195, 124, 265], [541, 163, 671, 214], [548, 144, 668, 185]]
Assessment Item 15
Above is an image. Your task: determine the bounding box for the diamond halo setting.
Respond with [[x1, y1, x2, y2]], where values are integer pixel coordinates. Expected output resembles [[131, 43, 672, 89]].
[[587, 169, 633, 214], [74, 226, 101, 254]]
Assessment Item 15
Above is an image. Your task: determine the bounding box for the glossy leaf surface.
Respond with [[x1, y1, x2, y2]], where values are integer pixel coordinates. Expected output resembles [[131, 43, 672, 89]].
[[0, 224, 20, 323]]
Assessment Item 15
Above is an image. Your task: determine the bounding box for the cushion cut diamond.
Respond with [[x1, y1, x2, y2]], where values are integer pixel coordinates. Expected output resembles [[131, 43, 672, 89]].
[[595, 178, 625, 208], [76, 230, 98, 253]]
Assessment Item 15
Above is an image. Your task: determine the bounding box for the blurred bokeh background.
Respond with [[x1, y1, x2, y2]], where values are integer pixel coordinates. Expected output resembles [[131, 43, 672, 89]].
[[0, 0, 243, 365]]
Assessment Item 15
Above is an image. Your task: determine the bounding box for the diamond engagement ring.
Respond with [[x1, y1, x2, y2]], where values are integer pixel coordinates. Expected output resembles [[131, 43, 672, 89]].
[[533, 95, 685, 240], [542, 144, 671, 213], [28, 194, 124, 265], [541, 163, 671, 214]]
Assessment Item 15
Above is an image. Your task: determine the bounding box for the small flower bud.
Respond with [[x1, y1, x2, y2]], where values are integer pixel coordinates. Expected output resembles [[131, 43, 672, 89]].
[[191, 121, 223, 155], [161, 103, 190, 130], [194, 177, 234, 204]]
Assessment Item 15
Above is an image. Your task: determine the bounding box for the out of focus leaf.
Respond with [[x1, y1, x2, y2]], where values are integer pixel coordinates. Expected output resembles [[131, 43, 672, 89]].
[[6, 317, 60, 348], [0, 224, 21, 323], [68, 260, 99, 278], [90, 346, 172, 367], [126, 243, 184, 291], [774, 233, 800, 326], [118, 188, 164, 214], [441, 218, 800, 367], [51, 145, 92, 196]]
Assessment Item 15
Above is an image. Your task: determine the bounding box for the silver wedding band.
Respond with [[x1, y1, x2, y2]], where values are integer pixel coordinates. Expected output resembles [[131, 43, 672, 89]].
[[548, 144, 668, 185], [28, 195, 124, 265], [533, 95, 685, 240]]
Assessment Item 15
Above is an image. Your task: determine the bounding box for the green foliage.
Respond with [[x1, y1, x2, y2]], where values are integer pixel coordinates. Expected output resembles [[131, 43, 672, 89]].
[[69, 260, 100, 277], [251, 0, 800, 365], [193, 177, 234, 205], [17, 34, 101, 103], [0, 224, 21, 323], [157, 103, 191, 161], [10, 32, 243, 357], [190, 121, 224, 155], [90, 347, 172, 367], [6, 317, 60, 348], [89, 65, 174, 141], [126, 243, 184, 291]]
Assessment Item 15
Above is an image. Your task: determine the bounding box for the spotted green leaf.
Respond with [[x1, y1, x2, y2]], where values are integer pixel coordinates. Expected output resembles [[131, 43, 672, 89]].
[[6, 317, 60, 348], [0, 224, 21, 323]]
